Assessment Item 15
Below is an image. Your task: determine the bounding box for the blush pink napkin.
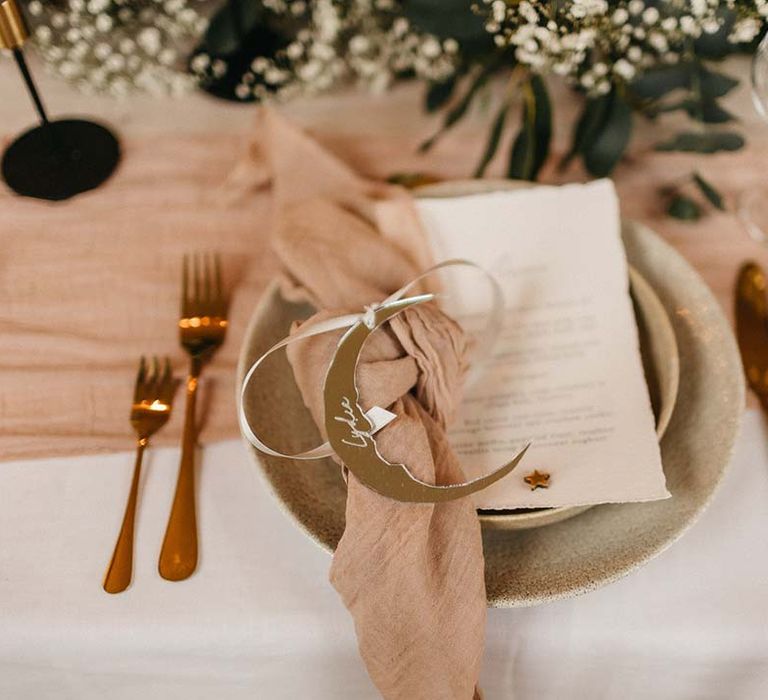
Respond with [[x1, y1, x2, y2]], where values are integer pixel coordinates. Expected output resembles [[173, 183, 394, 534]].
[[252, 107, 486, 699]]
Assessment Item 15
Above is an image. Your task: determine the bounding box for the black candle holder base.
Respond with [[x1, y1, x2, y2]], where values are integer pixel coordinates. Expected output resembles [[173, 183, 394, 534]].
[[2, 118, 120, 201]]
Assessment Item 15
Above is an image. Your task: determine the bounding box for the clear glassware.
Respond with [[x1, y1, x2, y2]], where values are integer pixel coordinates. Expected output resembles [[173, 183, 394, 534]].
[[739, 33, 768, 243]]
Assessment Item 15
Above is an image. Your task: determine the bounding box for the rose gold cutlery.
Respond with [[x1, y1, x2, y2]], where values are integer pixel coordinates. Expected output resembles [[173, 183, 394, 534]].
[[735, 261, 768, 411], [104, 357, 175, 594], [158, 253, 228, 581]]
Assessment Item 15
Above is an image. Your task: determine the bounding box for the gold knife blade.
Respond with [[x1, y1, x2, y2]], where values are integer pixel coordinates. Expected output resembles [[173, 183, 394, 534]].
[[735, 261, 768, 409]]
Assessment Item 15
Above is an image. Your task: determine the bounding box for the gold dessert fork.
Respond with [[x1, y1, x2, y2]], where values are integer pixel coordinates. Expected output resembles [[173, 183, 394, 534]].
[[159, 253, 228, 581], [104, 357, 175, 594]]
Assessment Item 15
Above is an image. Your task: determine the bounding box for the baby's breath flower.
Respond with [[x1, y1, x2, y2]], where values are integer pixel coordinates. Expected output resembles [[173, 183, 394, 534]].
[[731, 16, 762, 41], [40, 0, 763, 103], [613, 58, 636, 80], [211, 59, 227, 78], [31, 0, 207, 97], [215, 0, 459, 102], [691, 0, 708, 16], [612, 7, 629, 23], [642, 7, 660, 24], [478, 0, 765, 97]]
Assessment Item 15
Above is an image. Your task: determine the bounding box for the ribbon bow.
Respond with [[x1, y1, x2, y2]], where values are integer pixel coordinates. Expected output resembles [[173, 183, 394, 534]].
[[239, 259, 529, 502]]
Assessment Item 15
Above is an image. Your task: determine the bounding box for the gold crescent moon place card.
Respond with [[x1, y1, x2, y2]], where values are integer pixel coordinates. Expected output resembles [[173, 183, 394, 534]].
[[417, 180, 670, 510]]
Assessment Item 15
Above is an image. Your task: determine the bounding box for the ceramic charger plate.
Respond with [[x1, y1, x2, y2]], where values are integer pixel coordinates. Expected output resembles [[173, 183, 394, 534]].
[[237, 181, 744, 606]]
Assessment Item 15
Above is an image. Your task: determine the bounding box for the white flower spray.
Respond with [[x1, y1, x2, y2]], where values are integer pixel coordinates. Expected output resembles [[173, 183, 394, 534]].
[[190, 0, 459, 101], [478, 0, 767, 96], [28, 0, 209, 97]]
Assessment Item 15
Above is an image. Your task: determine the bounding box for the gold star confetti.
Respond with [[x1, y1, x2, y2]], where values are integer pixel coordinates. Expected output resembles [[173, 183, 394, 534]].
[[524, 470, 551, 490]]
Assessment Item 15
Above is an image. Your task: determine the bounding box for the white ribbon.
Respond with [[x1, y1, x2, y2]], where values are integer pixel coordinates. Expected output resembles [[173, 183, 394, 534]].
[[238, 259, 504, 461]]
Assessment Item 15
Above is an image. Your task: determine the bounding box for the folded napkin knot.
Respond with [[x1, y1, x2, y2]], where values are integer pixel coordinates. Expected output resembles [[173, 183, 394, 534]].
[[239, 259, 502, 465], [241, 258, 531, 507], [387, 302, 467, 429]]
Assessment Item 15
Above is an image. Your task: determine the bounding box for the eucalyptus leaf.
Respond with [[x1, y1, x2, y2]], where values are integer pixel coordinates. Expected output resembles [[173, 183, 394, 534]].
[[697, 66, 740, 99], [656, 131, 744, 153], [508, 75, 552, 181], [694, 10, 737, 59], [561, 93, 611, 169], [201, 0, 265, 55], [474, 103, 508, 177], [420, 60, 502, 151], [650, 97, 735, 123], [667, 194, 703, 221], [582, 90, 632, 177], [687, 97, 735, 123], [402, 0, 489, 45], [425, 76, 458, 113], [701, 99, 736, 123], [508, 121, 533, 180], [194, 0, 296, 102], [693, 172, 726, 210], [630, 66, 691, 100], [629, 63, 739, 103]]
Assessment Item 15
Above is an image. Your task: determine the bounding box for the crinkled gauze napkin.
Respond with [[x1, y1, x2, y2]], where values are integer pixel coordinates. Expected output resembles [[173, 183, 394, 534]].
[[252, 107, 484, 700]]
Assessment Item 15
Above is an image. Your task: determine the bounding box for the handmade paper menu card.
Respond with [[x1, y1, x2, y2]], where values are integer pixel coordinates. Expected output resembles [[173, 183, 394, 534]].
[[416, 180, 670, 509]]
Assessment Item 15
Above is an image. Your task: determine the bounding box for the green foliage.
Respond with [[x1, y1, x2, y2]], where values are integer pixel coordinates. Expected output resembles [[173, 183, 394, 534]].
[[631, 65, 691, 100], [683, 99, 736, 124], [425, 76, 458, 113], [693, 172, 726, 210], [581, 92, 633, 177], [697, 66, 740, 99], [693, 10, 737, 59], [193, 0, 295, 102], [191, 0, 752, 190], [474, 102, 509, 177], [630, 62, 739, 134], [561, 90, 634, 176], [402, 0, 491, 53], [667, 194, 703, 221], [203, 0, 264, 55], [662, 171, 726, 221], [648, 97, 736, 123], [508, 75, 552, 181], [420, 59, 503, 151], [562, 92, 609, 169], [629, 63, 739, 101], [656, 131, 745, 153]]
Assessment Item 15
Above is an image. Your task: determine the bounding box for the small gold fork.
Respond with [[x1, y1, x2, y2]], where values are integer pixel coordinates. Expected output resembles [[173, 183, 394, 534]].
[[104, 357, 175, 594], [159, 253, 228, 581]]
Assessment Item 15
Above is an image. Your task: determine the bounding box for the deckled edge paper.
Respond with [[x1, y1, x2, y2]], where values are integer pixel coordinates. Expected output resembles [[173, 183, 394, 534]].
[[416, 181, 670, 509]]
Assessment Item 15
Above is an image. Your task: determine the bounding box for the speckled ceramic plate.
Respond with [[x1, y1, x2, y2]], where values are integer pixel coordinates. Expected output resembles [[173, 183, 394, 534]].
[[237, 181, 744, 607]]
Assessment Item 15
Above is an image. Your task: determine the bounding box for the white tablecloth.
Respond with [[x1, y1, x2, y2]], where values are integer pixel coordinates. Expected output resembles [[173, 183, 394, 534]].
[[1, 410, 767, 700]]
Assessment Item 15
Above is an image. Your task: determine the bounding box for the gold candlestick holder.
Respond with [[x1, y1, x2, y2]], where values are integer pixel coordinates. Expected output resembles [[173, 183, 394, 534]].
[[1, 0, 121, 200]]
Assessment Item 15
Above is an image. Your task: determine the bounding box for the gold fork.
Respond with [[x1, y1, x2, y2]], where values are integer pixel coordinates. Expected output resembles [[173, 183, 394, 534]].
[[104, 357, 175, 594], [159, 253, 228, 581]]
